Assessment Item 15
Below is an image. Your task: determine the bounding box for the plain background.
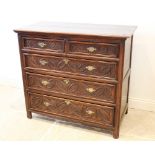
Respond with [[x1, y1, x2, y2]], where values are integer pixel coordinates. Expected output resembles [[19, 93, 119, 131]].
[[0, 0, 155, 111], [0, 0, 155, 153]]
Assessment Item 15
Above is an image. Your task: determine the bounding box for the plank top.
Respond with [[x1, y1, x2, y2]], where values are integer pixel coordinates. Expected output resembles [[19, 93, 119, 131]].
[[14, 22, 137, 38]]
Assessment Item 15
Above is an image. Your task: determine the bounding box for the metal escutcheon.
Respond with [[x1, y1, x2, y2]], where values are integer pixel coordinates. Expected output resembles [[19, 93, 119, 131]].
[[63, 79, 70, 85], [64, 100, 71, 105], [86, 66, 96, 71], [39, 59, 48, 65], [87, 47, 96, 53], [86, 110, 95, 115], [41, 80, 49, 86], [86, 88, 96, 93], [63, 58, 69, 64], [38, 42, 46, 48], [43, 102, 50, 107]]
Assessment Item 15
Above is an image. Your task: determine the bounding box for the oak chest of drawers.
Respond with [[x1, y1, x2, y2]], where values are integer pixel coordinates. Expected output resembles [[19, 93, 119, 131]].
[[14, 22, 136, 138]]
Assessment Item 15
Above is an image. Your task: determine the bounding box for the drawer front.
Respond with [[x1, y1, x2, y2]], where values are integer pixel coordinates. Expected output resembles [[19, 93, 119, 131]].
[[29, 93, 114, 126], [24, 54, 117, 80], [23, 38, 64, 52], [68, 41, 119, 58], [27, 73, 115, 102]]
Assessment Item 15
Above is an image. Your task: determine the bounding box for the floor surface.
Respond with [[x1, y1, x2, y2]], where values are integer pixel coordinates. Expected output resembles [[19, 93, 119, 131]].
[[0, 85, 155, 140]]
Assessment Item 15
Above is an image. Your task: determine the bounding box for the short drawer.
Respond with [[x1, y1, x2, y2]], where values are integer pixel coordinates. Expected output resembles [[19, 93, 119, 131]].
[[22, 37, 65, 52], [68, 41, 119, 58], [26, 73, 116, 103], [24, 53, 117, 80], [29, 93, 114, 127]]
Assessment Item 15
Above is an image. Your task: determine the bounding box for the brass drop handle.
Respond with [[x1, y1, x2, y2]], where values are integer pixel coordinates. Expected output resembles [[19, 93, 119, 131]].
[[38, 42, 46, 48], [86, 66, 96, 71], [63, 79, 70, 85], [64, 100, 71, 105], [86, 110, 95, 115], [43, 102, 50, 107], [41, 80, 49, 86], [39, 59, 48, 65], [86, 88, 96, 93], [87, 47, 96, 53], [63, 58, 69, 64]]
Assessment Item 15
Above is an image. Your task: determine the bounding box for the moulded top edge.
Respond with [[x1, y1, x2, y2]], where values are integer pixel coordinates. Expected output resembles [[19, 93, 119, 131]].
[[14, 22, 137, 38]]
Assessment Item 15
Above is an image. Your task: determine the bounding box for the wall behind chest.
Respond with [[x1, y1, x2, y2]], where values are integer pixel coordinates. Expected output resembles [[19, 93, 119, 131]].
[[0, 0, 155, 111]]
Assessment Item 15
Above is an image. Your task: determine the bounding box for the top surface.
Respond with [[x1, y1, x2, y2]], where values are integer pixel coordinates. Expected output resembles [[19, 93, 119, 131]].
[[14, 22, 137, 38]]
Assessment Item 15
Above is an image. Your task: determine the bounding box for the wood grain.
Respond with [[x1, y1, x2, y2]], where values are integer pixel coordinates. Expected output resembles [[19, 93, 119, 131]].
[[14, 22, 136, 38], [14, 22, 136, 138]]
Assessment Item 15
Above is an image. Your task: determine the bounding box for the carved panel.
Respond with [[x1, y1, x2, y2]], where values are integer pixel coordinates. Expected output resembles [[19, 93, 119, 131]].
[[25, 54, 117, 79], [69, 42, 119, 57], [23, 38, 64, 52], [29, 93, 114, 126], [27, 73, 115, 102]]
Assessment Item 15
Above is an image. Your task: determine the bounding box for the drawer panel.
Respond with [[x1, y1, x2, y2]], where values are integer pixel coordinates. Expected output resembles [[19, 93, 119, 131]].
[[68, 41, 119, 58], [29, 93, 114, 126], [26, 73, 116, 103], [22, 37, 64, 52], [24, 54, 117, 80]]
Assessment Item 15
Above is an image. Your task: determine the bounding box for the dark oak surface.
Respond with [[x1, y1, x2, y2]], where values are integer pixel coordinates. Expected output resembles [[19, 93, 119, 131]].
[[26, 72, 116, 103], [29, 92, 114, 127], [15, 22, 136, 138], [24, 53, 118, 80], [14, 22, 136, 38]]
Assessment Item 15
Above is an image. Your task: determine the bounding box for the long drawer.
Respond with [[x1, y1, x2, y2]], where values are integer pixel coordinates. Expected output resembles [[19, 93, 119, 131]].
[[24, 53, 117, 80], [26, 73, 116, 103], [28, 92, 114, 127]]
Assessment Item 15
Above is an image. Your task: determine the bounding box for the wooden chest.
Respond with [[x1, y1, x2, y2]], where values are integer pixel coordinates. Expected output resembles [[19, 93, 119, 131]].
[[14, 22, 136, 138]]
